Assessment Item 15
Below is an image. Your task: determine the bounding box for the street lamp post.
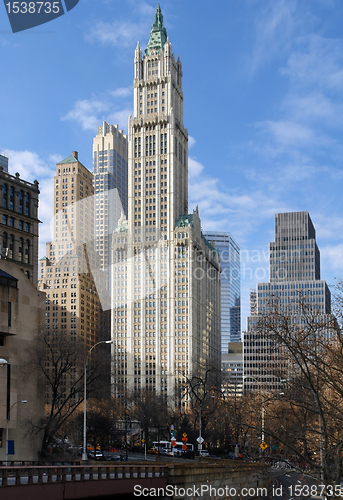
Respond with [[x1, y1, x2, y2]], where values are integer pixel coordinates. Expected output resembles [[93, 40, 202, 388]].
[[198, 406, 202, 452], [0, 359, 10, 427], [6, 400, 27, 465], [318, 411, 324, 484], [1, 360, 29, 464], [82, 340, 113, 461]]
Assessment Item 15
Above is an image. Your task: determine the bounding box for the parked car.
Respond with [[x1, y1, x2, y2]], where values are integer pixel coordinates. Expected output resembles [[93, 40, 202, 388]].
[[88, 451, 105, 461]]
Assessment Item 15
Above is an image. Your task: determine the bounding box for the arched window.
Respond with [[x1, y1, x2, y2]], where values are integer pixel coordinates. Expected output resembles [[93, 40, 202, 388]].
[[3, 184, 7, 208], [10, 187, 14, 210], [9, 234, 14, 259], [25, 193, 30, 216], [19, 237, 24, 262], [25, 239, 30, 264], [19, 190, 23, 214]]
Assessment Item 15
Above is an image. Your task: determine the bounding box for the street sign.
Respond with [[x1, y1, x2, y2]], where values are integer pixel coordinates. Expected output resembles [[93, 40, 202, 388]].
[[260, 441, 268, 450], [182, 444, 187, 451], [183, 433, 187, 438], [171, 440, 176, 447], [182, 436, 188, 442], [171, 425, 174, 430], [171, 430, 177, 439], [141, 439, 145, 443], [196, 436, 204, 444]]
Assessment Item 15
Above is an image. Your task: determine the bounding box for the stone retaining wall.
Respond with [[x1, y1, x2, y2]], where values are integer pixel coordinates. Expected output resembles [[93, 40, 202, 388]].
[[166, 460, 271, 499]]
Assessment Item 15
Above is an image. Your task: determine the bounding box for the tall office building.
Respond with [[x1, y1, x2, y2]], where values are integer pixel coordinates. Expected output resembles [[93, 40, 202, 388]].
[[244, 212, 332, 392], [203, 231, 241, 348], [111, 6, 221, 402], [270, 212, 320, 282], [38, 152, 110, 403], [0, 166, 40, 287], [93, 122, 128, 281]]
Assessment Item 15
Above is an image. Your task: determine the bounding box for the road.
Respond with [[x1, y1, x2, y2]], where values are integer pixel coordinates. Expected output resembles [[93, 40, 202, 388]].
[[270, 468, 341, 500]]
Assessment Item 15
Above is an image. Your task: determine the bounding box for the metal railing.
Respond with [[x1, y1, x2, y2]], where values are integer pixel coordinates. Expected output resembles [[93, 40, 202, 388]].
[[0, 464, 167, 486]]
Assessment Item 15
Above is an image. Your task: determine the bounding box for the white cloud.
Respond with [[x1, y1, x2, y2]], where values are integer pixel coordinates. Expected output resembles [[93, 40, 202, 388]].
[[321, 244, 343, 274], [109, 109, 132, 133], [85, 20, 147, 48], [188, 156, 290, 245], [257, 120, 316, 147], [248, 0, 297, 75], [281, 35, 343, 92], [283, 92, 343, 124], [313, 215, 343, 241], [188, 136, 196, 149], [250, 29, 343, 169], [133, 1, 156, 18], [188, 157, 203, 178], [111, 87, 132, 98], [62, 88, 133, 133], [62, 97, 108, 131], [49, 153, 63, 165], [6, 149, 53, 180]]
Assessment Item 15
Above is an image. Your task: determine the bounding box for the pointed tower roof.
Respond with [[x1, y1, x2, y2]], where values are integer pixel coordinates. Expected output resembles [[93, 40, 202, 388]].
[[56, 151, 86, 169], [145, 4, 167, 56]]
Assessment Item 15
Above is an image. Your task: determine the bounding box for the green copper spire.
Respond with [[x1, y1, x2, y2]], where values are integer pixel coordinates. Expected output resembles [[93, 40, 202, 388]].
[[145, 4, 167, 56]]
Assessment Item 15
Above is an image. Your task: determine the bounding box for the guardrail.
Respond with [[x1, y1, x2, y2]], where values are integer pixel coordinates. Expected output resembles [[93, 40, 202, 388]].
[[0, 464, 167, 487]]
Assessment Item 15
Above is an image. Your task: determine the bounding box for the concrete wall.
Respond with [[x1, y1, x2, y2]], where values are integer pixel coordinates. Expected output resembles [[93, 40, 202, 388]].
[[0, 260, 45, 461], [167, 461, 271, 499]]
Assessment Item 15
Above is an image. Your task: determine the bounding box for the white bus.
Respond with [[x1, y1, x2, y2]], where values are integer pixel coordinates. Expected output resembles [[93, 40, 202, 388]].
[[152, 440, 194, 456]]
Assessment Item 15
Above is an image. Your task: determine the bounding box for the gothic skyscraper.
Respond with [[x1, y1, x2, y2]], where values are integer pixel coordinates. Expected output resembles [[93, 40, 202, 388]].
[[111, 5, 221, 402]]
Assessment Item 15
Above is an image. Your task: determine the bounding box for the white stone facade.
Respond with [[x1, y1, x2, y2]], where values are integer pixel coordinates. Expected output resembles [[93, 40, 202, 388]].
[[111, 8, 221, 402]]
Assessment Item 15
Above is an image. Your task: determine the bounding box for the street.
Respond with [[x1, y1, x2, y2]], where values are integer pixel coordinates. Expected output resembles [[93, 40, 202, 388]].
[[270, 468, 340, 500]]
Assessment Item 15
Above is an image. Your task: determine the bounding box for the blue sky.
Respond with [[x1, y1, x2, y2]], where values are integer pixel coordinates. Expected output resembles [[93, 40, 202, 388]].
[[1, 0, 343, 329]]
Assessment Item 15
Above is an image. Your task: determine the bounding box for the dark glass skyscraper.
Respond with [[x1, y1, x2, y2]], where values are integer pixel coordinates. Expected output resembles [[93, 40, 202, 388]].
[[203, 231, 241, 350]]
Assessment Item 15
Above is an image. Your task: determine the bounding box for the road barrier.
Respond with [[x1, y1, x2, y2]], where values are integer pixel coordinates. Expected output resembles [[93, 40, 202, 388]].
[[0, 464, 167, 486]]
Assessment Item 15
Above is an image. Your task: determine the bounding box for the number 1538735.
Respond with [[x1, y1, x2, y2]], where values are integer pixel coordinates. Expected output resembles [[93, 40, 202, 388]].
[[5, 2, 60, 14]]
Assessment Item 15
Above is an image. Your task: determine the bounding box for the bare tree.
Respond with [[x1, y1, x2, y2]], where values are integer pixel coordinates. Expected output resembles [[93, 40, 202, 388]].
[[183, 367, 222, 447], [130, 390, 171, 446], [26, 329, 104, 459], [252, 291, 343, 483]]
